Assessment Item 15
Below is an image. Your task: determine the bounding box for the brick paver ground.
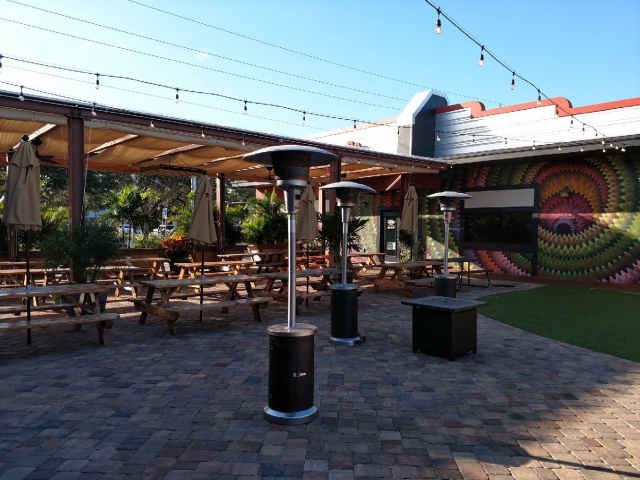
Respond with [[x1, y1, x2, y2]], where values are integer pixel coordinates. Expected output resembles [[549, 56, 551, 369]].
[[0, 279, 638, 479]]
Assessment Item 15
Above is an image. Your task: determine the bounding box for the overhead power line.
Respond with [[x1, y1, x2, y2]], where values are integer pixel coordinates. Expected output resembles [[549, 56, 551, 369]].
[[0, 17, 397, 110], [6, 0, 408, 103], [125, 0, 502, 106]]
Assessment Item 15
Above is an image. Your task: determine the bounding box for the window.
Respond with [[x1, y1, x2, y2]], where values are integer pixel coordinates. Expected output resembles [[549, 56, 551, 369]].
[[464, 210, 533, 245]]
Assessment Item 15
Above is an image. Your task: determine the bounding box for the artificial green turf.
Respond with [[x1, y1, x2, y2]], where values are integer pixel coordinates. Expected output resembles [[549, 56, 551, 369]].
[[477, 286, 640, 363]]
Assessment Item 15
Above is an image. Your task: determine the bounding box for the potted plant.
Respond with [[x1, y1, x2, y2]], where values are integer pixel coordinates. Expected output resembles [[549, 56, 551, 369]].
[[42, 222, 122, 311], [317, 210, 368, 270], [161, 234, 194, 271]]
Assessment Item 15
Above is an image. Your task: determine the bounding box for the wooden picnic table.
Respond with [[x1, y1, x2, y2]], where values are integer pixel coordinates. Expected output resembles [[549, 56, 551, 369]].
[[0, 261, 44, 269], [348, 253, 386, 277], [132, 275, 271, 335], [0, 268, 69, 289], [372, 260, 445, 296], [0, 283, 119, 345], [257, 267, 341, 305], [175, 259, 255, 279], [217, 252, 252, 260], [98, 265, 142, 298], [117, 257, 169, 280]]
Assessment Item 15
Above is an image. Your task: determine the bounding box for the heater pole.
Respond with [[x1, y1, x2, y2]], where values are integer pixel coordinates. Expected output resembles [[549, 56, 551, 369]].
[[285, 188, 297, 329], [341, 207, 350, 285], [443, 212, 450, 276]]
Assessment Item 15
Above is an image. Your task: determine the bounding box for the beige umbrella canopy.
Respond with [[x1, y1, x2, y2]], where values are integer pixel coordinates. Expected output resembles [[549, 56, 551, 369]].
[[3, 137, 42, 345], [188, 173, 217, 323], [296, 185, 318, 242], [3, 138, 42, 231], [400, 185, 418, 234], [188, 173, 217, 246]]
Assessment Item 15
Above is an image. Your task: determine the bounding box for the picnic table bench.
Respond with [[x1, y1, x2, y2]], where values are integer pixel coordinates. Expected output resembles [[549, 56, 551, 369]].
[[132, 275, 271, 335], [0, 284, 118, 345]]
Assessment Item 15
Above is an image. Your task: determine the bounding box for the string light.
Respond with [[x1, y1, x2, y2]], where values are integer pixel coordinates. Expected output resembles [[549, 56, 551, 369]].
[[242, 135, 245, 146], [302, 111, 306, 126], [91, 102, 97, 117], [472, 135, 475, 144], [478, 46, 484, 67], [435, 8, 442, 34], [243, 100, 247, 114], [353, 120, 357, 130], [621, 145, 626, 152], [503, 138, 507, 147], [582, 126, 585, 134], [95, 73, 100, 89], [580, 146, 584, 152], [570, 117, 574, 127], [18, 85, 24, 101], [510, 72, 515, 90], [603, 146, 606, 153], [532, 141, 536, 150], [201, 126, 205, 138], [150, 119, 155, 128], [558, 144, 562, 151], [602, 139, 605, 145], [175, 88, 179, 103], [436, 132, 441, 142], [609, 140, 614, 148], [537, 90, 541, 106]]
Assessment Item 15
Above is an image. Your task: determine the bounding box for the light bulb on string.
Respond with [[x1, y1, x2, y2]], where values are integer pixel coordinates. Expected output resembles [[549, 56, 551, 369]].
[[580, 146, 584, 152], [582, 126, 585, 135], [558, 144, 562, 151], [95, 73, 100, 90], [603, 146, 606, 153], [609, 141, 614, 148], [570, 117, 574, 127], [621, 145, 626, 152], [478, 46, 484, 67], [302, 112, 306, 126], [436, 132, 441, 142], [91, 102, 97, 117], [435, 9, 442, 34], [615, 144, 619, 150], [472, 135, 475, 144], [175, 88, 179, 104], [537, 90, 541, 106], [353, 120, 357, 130], [601, 139, 605, 145], [510, 72, 515, 90], [243, 101, 247, 115], [18, 85, 24, 101], [503, 138, 507, 147], [242, 136, 245, 146], [201, 127, 205, 138], [150, 119, 155, 128], [532, 141, 536, 151]]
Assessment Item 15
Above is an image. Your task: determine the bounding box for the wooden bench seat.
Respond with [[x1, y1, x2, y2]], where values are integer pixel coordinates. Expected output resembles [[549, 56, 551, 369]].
[[0, 302, 76, 315], [0, 313, 119, 345], [166, 296, 271, 313]]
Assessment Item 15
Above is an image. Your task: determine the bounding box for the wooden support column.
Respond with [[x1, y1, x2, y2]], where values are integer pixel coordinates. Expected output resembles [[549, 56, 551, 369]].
[[328, 160, 341, 214], [216, 173, 226, 255], [67, 116, 85, 227], [400, 174, 410, 203]]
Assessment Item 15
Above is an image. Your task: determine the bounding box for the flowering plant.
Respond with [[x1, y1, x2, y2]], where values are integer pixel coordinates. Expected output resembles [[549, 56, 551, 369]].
[[161, 234, 193, 262]]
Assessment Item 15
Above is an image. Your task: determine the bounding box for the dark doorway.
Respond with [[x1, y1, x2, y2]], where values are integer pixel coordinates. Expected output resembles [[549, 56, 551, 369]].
[[380, 209, 401, 262]]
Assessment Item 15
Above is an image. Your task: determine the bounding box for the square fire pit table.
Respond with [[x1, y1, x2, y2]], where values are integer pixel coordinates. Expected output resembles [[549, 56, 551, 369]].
[[401, 296, 487, 361]]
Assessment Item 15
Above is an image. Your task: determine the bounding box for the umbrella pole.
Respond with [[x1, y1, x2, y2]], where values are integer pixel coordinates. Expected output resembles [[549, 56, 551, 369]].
[[26, 230, 31, 345], [306, 243, 309, 308], [200, 244, 204, 322]]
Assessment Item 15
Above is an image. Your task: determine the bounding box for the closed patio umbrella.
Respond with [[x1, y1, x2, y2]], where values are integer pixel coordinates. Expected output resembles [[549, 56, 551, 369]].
[[188, 171, 217, 322], [400, 185, 419, 266], [296, 184, 318, 306], [3, 136, 42, 344]]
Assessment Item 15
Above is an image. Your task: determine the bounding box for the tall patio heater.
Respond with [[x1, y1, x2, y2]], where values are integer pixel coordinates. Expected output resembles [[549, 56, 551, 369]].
[[320, 181, 375, 346], [427, 191, 472, 298], [244, 145, 338, 425]]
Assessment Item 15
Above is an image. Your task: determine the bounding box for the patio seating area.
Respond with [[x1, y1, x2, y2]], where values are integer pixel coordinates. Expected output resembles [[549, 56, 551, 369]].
[[0, 280, 638, 479]]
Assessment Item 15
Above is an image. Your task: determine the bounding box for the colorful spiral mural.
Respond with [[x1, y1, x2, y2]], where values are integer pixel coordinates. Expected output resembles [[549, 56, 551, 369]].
[[422, 154, 640, 284]]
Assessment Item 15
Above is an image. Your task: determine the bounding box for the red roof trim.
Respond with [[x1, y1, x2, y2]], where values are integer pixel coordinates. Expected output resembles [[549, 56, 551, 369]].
[[436, 96, 640, 119]]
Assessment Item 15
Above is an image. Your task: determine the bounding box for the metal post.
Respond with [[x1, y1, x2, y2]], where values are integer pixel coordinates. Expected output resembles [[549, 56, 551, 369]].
[[67, 116, 85, 227], [215, 173, 226, 256], [443, 211, 450, 276], [284, 187, 297, 329], [341, 206, 350, 284]]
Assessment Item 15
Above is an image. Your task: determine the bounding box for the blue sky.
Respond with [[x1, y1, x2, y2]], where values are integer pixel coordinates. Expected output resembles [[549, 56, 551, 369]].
[[1, 0, 638, 138]]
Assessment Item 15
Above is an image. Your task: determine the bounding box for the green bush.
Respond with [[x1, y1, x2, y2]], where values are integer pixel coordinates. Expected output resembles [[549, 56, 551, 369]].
[[133, 234, 163, 248], [241, 189, 287, 244]]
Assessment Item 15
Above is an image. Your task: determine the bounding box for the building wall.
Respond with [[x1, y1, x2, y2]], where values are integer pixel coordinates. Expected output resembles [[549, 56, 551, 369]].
[[421, 154, 640, 284]]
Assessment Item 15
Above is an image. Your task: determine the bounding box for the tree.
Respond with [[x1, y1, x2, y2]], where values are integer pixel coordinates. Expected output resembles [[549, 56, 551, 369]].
[[104, 186, 156, 246], [241, 189, 287, 245], [318, 210, 368, 265]]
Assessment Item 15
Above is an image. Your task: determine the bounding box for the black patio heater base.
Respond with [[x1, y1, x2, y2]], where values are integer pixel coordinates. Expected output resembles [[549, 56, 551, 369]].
[[329, 284, 362, 346], [434, 274, 457, 298], [263, 323, 318, 425]]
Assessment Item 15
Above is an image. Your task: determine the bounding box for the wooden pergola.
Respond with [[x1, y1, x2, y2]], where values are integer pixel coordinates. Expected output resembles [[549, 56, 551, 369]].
[[0, 90, 451, 251]]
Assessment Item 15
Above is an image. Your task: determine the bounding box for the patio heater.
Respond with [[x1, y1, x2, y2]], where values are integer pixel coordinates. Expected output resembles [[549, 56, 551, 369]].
[[427, 191, 472, 298], [244, 145, 338, 425], [320, 181, 375, 346]]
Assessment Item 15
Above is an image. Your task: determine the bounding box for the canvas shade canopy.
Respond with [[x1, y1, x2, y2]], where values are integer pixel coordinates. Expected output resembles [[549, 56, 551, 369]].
[[296, 185, 318, 242], [399, 185, 419, 234], [3, 138, 42, 231]]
